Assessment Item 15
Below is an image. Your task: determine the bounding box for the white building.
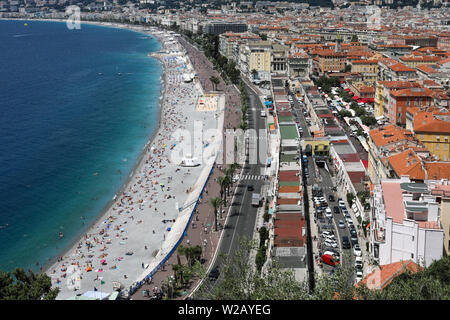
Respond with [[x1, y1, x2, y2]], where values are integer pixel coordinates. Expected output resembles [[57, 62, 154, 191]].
[[370, 176, 444, 267]]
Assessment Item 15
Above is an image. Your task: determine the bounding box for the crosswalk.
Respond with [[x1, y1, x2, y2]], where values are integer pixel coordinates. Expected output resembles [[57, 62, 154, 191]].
[[238, 174, 266, 181]]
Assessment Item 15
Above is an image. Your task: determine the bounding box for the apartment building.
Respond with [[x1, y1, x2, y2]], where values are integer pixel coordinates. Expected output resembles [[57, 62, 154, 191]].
[[374, 81, 421, 118], [370, 177, 444, 268], [239, 40, 272, 76], [316, 49, 347, 73], [351, 59, 378, 84], [400, 55, 443, 69], [367, 124, 422, 184], [409, 109, 450, 161], [429, 180, 450, 255], [387, 87, 434, 125], [378, 58, 417, 82]]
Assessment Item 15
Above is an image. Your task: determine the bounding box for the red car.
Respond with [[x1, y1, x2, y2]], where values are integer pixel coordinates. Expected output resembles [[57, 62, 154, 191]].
[[321, 254, 340, 267]]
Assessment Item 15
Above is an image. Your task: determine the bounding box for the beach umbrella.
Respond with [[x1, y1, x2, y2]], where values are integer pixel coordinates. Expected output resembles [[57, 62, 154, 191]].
[[167, 228, 171, 231]]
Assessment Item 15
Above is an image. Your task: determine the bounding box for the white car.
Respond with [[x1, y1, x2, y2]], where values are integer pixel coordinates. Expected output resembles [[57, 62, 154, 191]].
[[353, 245, 362, 257], [321, 231, 332, 237], [355, 271, 363, 284], [324, 240, 338, 248], [355, 256, 363, 264], [325, 208, 332, 219]]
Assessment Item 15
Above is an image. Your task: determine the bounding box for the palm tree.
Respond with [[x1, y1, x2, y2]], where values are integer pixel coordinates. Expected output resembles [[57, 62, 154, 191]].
[[217, 176, 228, 205], [209, 197, 223, 232], [224, 167, 234, 197], [251, 69, 258, 80], [209, 76, 220, 91]]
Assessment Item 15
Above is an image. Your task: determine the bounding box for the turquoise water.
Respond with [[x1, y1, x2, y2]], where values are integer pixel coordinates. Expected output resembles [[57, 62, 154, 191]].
[[0, 20, 162, 272]]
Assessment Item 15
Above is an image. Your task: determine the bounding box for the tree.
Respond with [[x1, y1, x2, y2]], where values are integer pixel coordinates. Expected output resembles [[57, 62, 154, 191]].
[[209, 197, 223, 232], [351, 34, 359, 43], [0, 268, 59, 300], [251, 69, 258, 80], [209, 76, 220, 91], [194, 237, 450, 300], [260, 33, 268, 41]]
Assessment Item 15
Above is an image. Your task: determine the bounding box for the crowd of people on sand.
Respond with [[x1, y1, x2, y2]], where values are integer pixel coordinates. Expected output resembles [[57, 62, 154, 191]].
[[47, 34, 216, 296]]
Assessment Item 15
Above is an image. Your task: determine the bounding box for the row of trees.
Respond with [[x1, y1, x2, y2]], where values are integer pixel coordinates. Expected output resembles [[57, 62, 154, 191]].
[[196, 238, 450, 300], [209, 163, 241, 233]]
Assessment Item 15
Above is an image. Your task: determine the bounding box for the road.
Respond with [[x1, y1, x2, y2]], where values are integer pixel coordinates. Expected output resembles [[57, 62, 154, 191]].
[[288, 88, 355, 278], [204, 80, 269, 290]]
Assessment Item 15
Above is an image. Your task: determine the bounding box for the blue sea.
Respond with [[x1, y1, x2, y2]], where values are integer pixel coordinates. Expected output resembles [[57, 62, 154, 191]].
[[0, 20, 162, 272]]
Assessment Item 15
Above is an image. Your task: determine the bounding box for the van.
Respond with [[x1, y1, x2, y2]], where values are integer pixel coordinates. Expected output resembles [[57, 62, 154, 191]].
[[321, 254, 340, 267]]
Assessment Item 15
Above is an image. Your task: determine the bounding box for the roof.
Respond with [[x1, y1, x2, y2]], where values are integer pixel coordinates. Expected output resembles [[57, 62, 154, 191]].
[[381, 180, 406, 223], [356, 260, 421, 290], [387, 150, 426, 181], [390, 87, 434, 98], [369, 124, 415, 148], [414, 112, 450, 134]]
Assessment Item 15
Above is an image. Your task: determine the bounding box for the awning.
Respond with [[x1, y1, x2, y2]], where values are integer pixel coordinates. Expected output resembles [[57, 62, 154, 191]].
[[369, 98, 375, 103], [362, 98, 368, 103], [267, 157, 271, 165], [265, 101, 273, 106], [345, 88, 350, 91], [353, 96, 359, 100]]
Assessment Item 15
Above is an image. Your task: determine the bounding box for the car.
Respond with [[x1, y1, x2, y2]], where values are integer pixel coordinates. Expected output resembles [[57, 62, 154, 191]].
[[355, 256, 363, 265], [338, 220, 345, 229], [351, 235, 358, 246], [323, 240, 338, 248], [328, 194, 335, 202], [353, 245, 362, 257], [342, 236, 351, 249], [333, 206, 340, 214], [209, 266, 220, 280], [321, 254, 340, 267], [321, 231, 333, 237], [350, 229, 357, 237], [247, 185, 254, 191], [325, 235, 336, 242], [323, 251, 340, 261], [325, 208, 332, 218], [355, 271, 363, 284]]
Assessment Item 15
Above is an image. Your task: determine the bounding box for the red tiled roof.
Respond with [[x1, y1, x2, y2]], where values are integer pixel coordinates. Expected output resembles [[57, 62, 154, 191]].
[[357, 260, 421, 290]]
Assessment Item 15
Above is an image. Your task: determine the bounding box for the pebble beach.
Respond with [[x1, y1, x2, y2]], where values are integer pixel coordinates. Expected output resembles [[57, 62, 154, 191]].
[[44, 24, 224, 299]]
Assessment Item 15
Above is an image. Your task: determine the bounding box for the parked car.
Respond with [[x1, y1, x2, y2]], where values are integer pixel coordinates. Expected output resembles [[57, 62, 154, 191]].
[[342, 236, 351, 249], [247, 185, 254, 191], [328, 194, 335, 202], [325, 208, 332, 218], [353, 245, 362, 257], [209, 266, 220, 280], [355, 271, 363, 283], [321, 231, 333, 237], [351, 235, 358, 246], [321, 254, 340, 267], [324, 240, 338, 248], [323, 251, 340, 261], [338, 220, 345, 229], [333, 206, 340, 214]]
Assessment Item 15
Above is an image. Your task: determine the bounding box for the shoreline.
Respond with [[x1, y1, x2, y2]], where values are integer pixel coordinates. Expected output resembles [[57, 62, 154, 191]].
[[25, 19, 223, 300], [32, 20, 168, 276], [1, 18, 172, 279]]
